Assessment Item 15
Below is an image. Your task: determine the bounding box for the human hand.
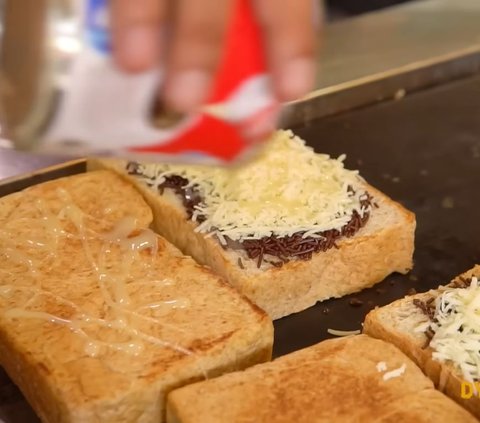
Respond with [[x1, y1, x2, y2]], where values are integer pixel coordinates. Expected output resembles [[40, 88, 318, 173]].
[[111, 0, 318, 113]]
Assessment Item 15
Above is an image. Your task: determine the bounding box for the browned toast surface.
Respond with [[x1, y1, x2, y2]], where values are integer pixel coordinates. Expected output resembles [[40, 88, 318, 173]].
[[167, 334, 476, 423], [0, 170, 273, 423]]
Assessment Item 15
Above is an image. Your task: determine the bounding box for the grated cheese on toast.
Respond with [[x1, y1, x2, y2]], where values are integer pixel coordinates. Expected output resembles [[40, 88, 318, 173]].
[[132, 130, 371, 242]]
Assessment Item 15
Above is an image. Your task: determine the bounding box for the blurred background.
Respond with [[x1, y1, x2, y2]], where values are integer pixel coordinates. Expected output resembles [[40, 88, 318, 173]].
[[1, 0, 480, 178]]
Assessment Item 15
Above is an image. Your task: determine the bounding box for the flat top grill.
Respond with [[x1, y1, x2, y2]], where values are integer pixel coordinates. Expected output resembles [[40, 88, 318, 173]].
[[275, 74, 480, 356]]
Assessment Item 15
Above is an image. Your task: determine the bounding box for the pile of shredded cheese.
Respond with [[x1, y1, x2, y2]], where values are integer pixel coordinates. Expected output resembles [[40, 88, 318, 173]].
[[136, 130, 370, 242], [429, 277, 480, 383]]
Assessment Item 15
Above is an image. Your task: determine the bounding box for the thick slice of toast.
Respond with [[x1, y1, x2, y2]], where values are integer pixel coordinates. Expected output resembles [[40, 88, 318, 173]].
[[89, 145, 415, 320], [166, 334, 476, 423], [0, 170, 273, 423], [364, 265, 480, 419]]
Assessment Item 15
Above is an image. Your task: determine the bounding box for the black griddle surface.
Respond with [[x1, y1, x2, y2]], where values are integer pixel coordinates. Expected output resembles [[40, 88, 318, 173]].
[[273, 74, 480, 357], [0, 76, 479, 369]]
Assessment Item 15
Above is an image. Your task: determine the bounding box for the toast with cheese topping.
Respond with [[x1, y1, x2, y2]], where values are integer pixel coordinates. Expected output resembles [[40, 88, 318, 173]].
[[89, 130, 415, 319], [166, 334, 476, 422], [0, 170, 273, 423], [364, 265, 480, 419]]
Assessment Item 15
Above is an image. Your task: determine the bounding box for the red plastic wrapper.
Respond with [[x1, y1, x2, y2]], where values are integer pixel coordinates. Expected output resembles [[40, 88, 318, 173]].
[[34, 0, 279, 165]]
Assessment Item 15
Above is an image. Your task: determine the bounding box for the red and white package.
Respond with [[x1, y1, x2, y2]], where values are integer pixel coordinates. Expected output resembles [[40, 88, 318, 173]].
[[41, 0, 279, 165]]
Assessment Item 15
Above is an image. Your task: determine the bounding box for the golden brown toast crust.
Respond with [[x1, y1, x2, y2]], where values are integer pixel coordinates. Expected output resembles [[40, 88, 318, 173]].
[[166, 335, 476, 423], [0, 171, 273, 423]]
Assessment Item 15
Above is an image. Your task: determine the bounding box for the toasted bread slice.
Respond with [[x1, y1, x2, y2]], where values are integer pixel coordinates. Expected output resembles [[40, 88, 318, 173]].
[[0, 170, 273, 423], [89, 148, 415, 320], [166, 334, 475, 423], [364, 265, 480, 419]]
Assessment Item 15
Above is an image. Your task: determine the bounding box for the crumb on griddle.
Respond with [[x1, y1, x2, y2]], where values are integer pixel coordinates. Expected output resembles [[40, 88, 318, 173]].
[[349, 298, 363, 307]]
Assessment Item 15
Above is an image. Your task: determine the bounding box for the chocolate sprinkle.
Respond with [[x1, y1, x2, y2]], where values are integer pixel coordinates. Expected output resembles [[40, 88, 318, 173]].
[[127, 163, 205, 221], [235, 206, 371, 269], [413, 279, 477, 349], [127, 163, 374, 268], [451, 276, 472, 289], [413, 298, 435, 321], [126, 161, 143, 176], [158, 175, 206, 221], [414, 275, 476, 327], [423, 328, 435, 348], [237, 257, 244, 270], [413, 297, 436, 349]]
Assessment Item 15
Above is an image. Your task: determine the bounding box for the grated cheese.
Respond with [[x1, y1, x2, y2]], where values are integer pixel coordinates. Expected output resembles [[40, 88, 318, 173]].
[[376, 361, 387, 372], [429, 276, 480, 384], [133, 130, 371, 241], [327, 328, 361, 337], [382, 364, 406, 381]]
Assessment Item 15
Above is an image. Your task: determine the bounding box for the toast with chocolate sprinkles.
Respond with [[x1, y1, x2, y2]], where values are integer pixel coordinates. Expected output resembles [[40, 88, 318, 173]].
[[364, 265, 480, 419], [166, 335, 476, 423], [89, 130, 415, 319]]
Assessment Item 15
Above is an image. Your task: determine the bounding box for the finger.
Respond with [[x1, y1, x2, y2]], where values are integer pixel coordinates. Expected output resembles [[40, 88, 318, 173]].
[[254, 0, 318, 102], [110, 0, 165, 72], [163, 0, 234, 112]]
